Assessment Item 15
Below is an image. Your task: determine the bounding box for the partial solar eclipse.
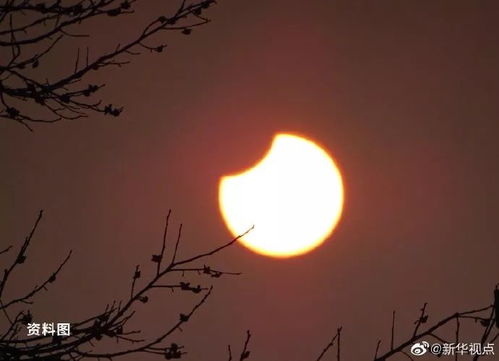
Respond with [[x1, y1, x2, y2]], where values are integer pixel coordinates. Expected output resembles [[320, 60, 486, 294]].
[[218, 133, 344, 258]]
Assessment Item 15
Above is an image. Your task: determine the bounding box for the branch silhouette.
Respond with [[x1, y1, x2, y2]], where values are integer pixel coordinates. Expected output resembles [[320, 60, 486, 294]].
[[312, 293, 498, 361], [1, 211, 497, 361], [227, 330, 251, 361], [0, 0, 216, 131], [0, 210, 251, 360]]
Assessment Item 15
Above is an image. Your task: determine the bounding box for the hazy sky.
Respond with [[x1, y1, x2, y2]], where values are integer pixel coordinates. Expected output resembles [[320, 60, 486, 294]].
[[1, 1, 499, 360]]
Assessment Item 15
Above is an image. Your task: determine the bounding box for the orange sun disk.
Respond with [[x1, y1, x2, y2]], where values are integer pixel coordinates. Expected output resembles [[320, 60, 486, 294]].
[[218, 133, 344, 258]]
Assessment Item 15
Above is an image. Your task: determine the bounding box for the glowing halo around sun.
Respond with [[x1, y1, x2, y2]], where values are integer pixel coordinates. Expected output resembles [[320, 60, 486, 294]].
[[218, 133, 344, 258]]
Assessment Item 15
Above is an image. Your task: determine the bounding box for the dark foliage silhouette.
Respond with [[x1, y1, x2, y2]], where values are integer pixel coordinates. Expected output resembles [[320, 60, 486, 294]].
[[0, 0, 215, 130]]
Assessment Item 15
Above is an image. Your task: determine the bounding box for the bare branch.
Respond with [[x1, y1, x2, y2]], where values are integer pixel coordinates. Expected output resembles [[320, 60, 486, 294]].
[[0, 210, 251, 360], [0, 0, 217, 129], [316, 327, 342, 361]]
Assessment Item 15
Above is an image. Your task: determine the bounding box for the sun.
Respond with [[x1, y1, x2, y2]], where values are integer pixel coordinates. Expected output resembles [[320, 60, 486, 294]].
[[218, 133, 344, 258]]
